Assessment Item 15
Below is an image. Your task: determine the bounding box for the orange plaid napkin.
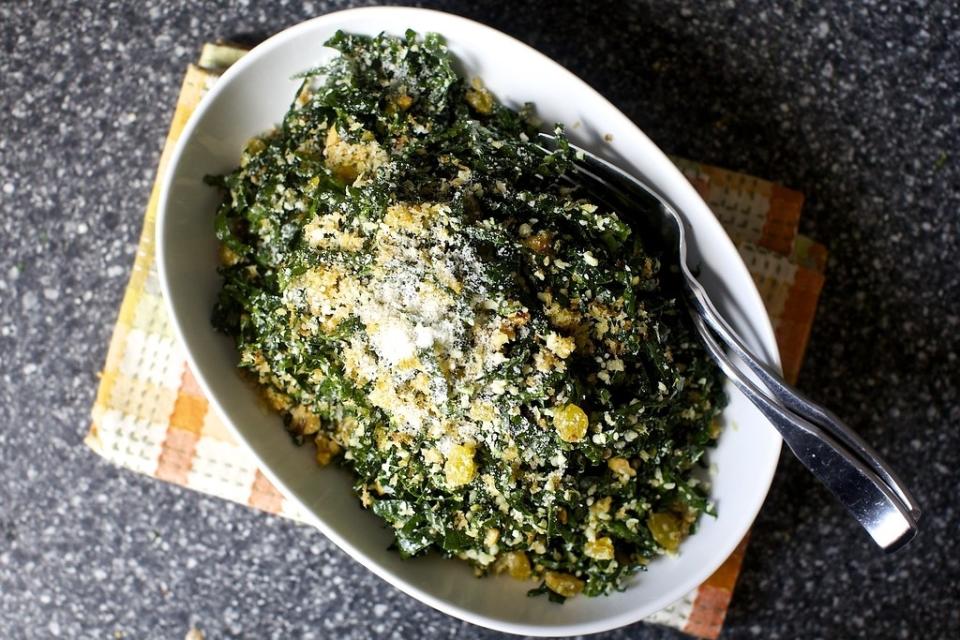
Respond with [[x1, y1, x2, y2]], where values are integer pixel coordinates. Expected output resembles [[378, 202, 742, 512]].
[[86, 42, 826, 638]]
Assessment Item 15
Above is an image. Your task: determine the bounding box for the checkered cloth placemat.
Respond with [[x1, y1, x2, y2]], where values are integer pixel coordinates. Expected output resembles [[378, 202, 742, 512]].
[[86, 42, 826, 639]]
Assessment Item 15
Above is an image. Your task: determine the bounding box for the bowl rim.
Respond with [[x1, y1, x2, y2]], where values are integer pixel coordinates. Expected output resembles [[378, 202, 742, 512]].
[[157, 6, 783, 636]]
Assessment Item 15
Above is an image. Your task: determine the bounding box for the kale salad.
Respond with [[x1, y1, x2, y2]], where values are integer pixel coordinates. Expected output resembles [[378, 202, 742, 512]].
[[209, 30, 727, 600]]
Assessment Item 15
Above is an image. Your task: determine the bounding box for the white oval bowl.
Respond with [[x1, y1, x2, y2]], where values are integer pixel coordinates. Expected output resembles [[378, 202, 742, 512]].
[[157, 7, 782, 636]]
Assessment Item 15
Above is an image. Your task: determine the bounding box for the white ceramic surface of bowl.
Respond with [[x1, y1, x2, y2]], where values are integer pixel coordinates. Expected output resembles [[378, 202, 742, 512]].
[[157, 7, 782, 636]]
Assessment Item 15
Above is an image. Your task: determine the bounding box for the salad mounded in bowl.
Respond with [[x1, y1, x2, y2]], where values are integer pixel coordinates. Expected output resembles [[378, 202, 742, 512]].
[[156, 7, 781, 636], [208, 29, 728, 601]]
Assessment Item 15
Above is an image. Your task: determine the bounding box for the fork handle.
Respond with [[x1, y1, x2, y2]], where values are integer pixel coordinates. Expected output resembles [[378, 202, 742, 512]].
[[689, 313, 918, 551], [683, 271, 921, 520]]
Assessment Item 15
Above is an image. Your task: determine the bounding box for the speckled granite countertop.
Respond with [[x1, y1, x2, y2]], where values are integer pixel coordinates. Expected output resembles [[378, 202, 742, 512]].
[[1, 1, 957, 638]]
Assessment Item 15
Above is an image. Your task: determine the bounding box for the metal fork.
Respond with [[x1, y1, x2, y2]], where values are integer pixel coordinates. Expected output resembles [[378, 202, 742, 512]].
[[538, 133, 920, 552]]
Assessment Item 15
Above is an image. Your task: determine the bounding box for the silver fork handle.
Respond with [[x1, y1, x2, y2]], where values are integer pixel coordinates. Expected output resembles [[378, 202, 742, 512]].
[[689, 313, 918, 551], [683, 271, 921, 520]]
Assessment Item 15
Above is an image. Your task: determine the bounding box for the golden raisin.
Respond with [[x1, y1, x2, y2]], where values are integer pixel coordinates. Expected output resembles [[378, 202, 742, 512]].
[[553, 404, 589, 442], [544, 571, 585, 598], [497, 551, 532, 580], [522, 231, 553, 254], [444, 443, 477, 487], [314, 434, 342, 466], [465, 78, 495, 114], [241, 137, 266, 166], [218, 244, 240, 267], [647, 512, 684, 552], [584, 536, 615, 561], [709, 417, 723, 439]]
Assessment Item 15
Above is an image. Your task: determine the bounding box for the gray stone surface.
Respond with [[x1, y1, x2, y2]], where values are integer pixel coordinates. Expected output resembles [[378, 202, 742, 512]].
[[1, 1, 957, 638]]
